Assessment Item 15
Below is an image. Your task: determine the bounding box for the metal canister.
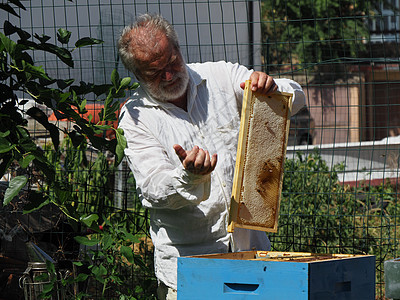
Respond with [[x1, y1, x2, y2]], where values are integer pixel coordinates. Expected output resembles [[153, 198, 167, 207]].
[[19, 261, 66, 300]]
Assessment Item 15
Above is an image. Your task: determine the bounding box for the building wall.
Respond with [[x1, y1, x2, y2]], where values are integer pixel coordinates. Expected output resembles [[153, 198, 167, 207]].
[[304, 84, 363, 145], [300, 69, 400, 145], [364, 70, 400, 141]]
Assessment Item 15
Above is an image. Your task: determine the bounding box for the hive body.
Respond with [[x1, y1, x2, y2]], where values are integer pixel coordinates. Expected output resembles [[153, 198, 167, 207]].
[[177, 251, 376, 299]]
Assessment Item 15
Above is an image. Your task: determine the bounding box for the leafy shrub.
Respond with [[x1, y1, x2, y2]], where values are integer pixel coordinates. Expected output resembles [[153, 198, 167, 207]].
[[272, 149, 400, 296], [1, 1, 155, 299], [71, 213, 156, 300], [45, 136, 115, 217]]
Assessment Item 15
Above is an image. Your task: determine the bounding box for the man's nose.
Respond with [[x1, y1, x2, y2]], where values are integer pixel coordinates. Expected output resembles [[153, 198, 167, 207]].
[[162, 65, 174, 81], [162, 71, 173, 81]]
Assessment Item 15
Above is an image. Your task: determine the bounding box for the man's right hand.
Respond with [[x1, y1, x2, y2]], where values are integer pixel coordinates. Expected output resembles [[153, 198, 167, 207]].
[[173, 144, 217, 175], [240, 71, 278, 95]]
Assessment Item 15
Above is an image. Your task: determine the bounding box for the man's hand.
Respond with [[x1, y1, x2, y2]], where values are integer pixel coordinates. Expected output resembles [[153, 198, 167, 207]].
[[173, 144, 217, 175], [240, 71, 278, 95]]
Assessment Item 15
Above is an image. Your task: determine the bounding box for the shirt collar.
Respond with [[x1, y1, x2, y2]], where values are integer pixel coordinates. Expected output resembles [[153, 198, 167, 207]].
[[186, 66, 206, 112], [187, 65, 205, 87]]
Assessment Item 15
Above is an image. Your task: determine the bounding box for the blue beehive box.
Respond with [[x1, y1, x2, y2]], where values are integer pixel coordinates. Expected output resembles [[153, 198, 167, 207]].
[[177, 251, 375, 300]]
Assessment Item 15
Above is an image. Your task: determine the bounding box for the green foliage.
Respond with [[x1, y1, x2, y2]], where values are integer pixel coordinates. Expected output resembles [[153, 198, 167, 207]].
[[275, 150, 361, 253], [274, 150, 400, 294], [43, 136, 115, 220], [261, 0, 388, 71], [3, 175, 28, 205], [1, 2, 156, 298], [274, 150, 399, 254], [0, 0, 137, 210], [68, 214, 156, 300]]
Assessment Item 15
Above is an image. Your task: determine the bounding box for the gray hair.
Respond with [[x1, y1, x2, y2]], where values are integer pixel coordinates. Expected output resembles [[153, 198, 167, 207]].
[[117, 14, 180, 75]]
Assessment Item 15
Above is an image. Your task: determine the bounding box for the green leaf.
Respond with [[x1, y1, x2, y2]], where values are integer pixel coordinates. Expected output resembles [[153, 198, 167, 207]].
[[124, 232, 140, 243], [91, 84, 113, 96], [24, 63, 52, 81], [102, 234, 113, 250], [40, 43, 73, 68], [20, 138, 38, 152], [4, 20, 17, 35], [133, 254, 149, 270], [4, 176, 27, 206], [75, 37, 104, 48], [35, 273, 49, 282], [8, 0, 26, 10], [79, 98, 87, 114], [119, 77, 131, 90], [120, 245, 134, 264], [80, 214, 99, 227], [68, 130, 85, 148], [92, 264, 107, 280], [32, 157, 56, 184], [130, 82, 140, 89], [34, 33, 51, 43], [0, 131, 10, 138], [57, 28, 71, 44], [26, 107, 60, 149], [0, 137, 15, 153], [41, 282, 54, 294], [9, 0, 26, 10], [74, 236, 100, 246], [112, 89, 126, 99], [111, 69, 119, 89], [115, 129, 127, 166], [116, 127, 124, 135], [0, 154, 12, 179], [74, 273, 89, 282], [20, 154, 35, 168], [23, 192, 49, 214], [0, 32, 16, 55], [57, 78, 75, 90], [46, 260, 56, 273], [54, 187, 70, 205], [94, 124, 112, 130], [16, 125, 30, 139]]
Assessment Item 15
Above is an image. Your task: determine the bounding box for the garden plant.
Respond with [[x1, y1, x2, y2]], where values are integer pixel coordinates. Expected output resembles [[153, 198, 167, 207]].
[[0, 0, 156, 299], [273, 149, 399, 295]]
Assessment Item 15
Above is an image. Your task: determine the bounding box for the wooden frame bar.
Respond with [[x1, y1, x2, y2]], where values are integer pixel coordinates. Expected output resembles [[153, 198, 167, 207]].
[[228, 80, 292, 232]]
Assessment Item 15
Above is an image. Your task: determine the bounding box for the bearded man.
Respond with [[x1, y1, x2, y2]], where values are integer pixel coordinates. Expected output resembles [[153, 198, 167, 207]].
[[117, 13, 305, 299]]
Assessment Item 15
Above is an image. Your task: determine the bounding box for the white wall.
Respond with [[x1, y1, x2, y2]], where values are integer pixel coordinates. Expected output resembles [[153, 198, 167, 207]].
[[286, 137, 400, 185]]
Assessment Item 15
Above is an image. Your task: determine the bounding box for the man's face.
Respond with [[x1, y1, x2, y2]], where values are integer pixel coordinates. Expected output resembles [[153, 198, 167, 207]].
[[134, 34, 189, 102]]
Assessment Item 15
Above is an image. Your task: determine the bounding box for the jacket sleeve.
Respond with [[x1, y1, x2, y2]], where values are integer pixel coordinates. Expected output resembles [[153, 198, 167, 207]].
[[274, 78, 306, 116], [119, 105, 211, 210]]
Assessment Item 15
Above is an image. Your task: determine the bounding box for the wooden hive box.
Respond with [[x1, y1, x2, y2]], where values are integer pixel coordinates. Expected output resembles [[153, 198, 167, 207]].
[[177, 251, 375, 299], [177, 82, 376, 299], [228, 80, 292, 233]]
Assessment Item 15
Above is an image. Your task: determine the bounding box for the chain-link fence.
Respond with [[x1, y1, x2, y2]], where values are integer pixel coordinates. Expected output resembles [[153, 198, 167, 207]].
[[1, 0, 399, 298]]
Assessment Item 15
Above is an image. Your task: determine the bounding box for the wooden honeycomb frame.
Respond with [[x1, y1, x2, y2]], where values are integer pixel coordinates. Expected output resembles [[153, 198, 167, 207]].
[[228, 80, 292, 233]]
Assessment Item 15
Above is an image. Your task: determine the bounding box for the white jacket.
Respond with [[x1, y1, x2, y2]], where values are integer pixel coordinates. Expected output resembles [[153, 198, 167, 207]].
[[118, 61, 305, 289]]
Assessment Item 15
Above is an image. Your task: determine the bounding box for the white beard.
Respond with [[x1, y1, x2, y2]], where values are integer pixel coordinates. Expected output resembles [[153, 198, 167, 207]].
[[140, 68, 189, 102]]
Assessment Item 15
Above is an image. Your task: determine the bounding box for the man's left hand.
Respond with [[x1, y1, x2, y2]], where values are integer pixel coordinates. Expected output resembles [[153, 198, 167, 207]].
[[173, 144, 217, 175], [240, 71, 277, 95]]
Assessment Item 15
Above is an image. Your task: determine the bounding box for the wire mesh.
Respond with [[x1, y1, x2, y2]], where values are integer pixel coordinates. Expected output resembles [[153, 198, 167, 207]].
[[1, 0, 400, 299]]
